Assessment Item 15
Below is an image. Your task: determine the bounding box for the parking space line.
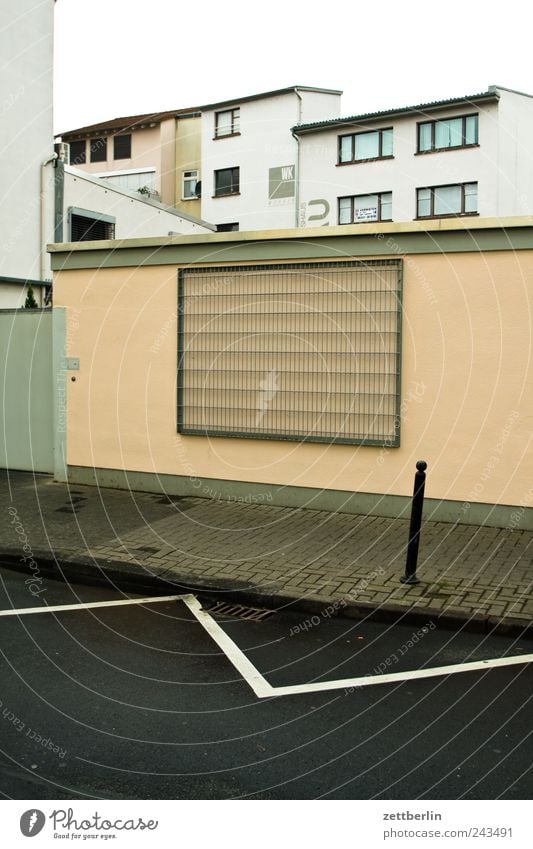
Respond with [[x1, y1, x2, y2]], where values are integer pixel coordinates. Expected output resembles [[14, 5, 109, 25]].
[[0, 594, 189, 617], [264, 652, 533, 697], [183, 595, 273, 697], [187, 599, 533, 698]]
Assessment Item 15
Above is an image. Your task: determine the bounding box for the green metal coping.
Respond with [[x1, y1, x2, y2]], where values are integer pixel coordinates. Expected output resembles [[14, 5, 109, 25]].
[[50, 224, 533, 271], [177, 260, 402, 447], [0, 276, 49, 288]]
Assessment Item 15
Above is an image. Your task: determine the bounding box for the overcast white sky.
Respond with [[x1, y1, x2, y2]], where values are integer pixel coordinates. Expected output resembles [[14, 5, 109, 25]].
[[53, 0, 533, 133]]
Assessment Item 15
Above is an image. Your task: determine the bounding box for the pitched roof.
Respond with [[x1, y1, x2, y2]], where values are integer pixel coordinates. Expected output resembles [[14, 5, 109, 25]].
[[58, 107, 201, 139], [58, 85, 344, 139], [292, 90, 500, 134], [198, 85, 343, 111]]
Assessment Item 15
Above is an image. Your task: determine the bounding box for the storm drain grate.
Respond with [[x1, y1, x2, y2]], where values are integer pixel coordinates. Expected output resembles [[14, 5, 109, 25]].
[[203, 601, 274, 622]]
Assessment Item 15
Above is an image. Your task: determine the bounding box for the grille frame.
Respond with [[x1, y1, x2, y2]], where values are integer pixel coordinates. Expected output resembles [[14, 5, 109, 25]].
[[177, 259, 403, 447]]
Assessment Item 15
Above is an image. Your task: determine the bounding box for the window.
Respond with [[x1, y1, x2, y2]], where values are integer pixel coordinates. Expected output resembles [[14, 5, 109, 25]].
[[69, 140, 86, 165], [113, 134, 131, 160], [339, 192, 392, 224], [182, 170, 200, 199], [418, 114, 478, 152], [90, 137, 107, 162], [215, 108, 240, 138], [214, 167, 240, 196], [178, 260, 402, 445], [69, 207, 115, 241], [338, 128, 393, 164], [416, 183, 478, 218]]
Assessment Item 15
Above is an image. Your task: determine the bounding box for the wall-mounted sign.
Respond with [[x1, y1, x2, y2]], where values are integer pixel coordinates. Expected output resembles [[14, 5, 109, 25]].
[[355, 206, 378, 221], [269, 165, 295, 199]]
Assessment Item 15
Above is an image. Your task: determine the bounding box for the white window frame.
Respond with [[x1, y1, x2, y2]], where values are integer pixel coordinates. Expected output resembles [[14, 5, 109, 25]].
[[182, 170, 199, 200]]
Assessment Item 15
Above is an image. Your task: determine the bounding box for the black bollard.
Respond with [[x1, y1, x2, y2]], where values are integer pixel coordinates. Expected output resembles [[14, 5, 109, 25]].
[[400, 460, 427, 585]]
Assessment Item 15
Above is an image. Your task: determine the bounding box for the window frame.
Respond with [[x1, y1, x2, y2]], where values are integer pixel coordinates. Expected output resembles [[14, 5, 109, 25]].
[[416, 182, 478, 219], [213, 166, 240, 197], [214, 108, 240, 139], [89, 137, 107, 163], [182, 169, 200, 200], [337, 127, 394, 165], [338, 192, 393, 225], [416, 113, 479, 154], [113, 133, 132, 160]]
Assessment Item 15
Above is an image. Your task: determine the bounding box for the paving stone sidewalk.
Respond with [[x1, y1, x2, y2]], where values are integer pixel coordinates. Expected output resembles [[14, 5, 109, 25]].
[[1, 470, 532, 633]]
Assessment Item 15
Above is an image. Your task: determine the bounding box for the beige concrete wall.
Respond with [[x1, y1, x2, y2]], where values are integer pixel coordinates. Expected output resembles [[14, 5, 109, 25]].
[[53, 249, 533, 510], [174, 116, 201, 217]]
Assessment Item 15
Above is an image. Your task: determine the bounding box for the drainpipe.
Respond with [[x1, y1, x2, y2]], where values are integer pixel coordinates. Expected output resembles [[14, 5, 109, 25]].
[[292, 88, 303, 228], [40, 152, 58, 284]]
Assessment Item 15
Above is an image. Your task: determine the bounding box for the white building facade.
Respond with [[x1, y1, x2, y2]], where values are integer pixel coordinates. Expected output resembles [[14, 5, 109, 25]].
[[0, 0, 55, 307], [62, 167, 214, 241], [0, 0, 213, 308], [293, 86, 533, 228], [199, 87, 342, 232]]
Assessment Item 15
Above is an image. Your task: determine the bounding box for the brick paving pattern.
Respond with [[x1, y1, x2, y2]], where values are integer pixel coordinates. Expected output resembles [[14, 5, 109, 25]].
[[1, 471, 531, 630]]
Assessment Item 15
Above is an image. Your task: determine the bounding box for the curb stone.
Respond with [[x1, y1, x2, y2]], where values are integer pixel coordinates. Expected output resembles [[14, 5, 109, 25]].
[[1, 547, 531, 640]]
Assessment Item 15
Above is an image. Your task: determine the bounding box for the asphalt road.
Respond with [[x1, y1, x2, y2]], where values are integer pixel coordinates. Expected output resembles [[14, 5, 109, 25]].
[[0, 566, 531, 800]]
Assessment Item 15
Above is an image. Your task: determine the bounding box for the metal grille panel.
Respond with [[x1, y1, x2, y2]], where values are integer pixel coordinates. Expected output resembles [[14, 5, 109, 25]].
[[178, 260, 402, 445]]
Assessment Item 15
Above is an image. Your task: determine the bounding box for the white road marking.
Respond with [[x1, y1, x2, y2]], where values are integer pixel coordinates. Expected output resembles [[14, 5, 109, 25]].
[[184, 599, 533, 699], [260, 652, 533, 698], [0, 594, 189, 617], [183, 595, 272, 697], [2, 593, 531, 698]]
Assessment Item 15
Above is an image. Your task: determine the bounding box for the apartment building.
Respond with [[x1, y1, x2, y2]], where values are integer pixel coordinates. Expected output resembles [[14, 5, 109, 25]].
[[199, 86, 342, 231], [56, 84, 533, 234], [58, 86, 343, 231], [293, 86, 533, 227]]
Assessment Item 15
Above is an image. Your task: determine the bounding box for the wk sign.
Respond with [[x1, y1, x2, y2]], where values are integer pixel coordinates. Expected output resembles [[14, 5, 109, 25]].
[[269, 165, 295, 199]]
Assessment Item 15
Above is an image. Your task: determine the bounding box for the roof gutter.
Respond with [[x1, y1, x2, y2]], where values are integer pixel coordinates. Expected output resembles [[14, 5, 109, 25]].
[[291, 88, 303, 227]]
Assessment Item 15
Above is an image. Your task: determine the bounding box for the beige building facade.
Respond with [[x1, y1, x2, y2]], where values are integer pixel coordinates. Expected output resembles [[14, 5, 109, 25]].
[[57, 109, 201, 208], [49, 218, 533, 530], [174, 115, 202, 218]]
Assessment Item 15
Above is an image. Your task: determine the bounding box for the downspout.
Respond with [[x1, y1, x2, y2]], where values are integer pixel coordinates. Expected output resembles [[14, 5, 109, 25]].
[[292, 88, 303, 227], [40, 152, 57, 283]]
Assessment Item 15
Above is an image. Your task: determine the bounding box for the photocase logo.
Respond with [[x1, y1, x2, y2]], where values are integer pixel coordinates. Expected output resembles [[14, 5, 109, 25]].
[[20, 809, 46, 837]]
